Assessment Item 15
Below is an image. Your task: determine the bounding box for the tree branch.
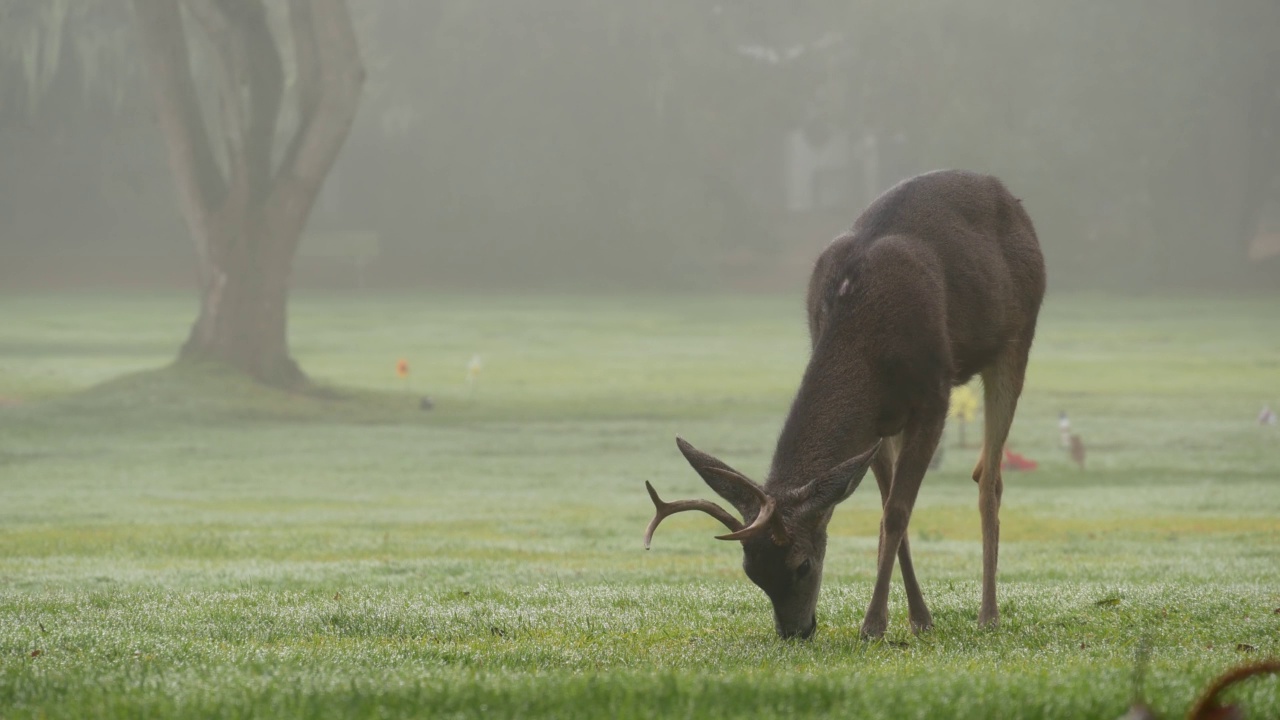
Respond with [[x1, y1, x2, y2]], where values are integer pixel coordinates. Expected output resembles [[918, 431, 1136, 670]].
[[185, 0, 283, 214], [131, 0, 226, 268], [268, 0, 364, 245], [287, 0, 321, 125], [220, 0, 283, 203], [184, 0, 248, 213], [273, 0, 321, 200]]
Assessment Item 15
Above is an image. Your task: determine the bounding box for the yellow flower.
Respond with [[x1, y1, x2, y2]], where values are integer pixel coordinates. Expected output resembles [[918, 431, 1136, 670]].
[[950, 385, 979, 422]]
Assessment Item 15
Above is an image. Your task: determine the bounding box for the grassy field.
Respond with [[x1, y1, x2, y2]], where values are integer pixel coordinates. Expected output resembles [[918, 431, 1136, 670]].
[[1, 292, 1278, 719]]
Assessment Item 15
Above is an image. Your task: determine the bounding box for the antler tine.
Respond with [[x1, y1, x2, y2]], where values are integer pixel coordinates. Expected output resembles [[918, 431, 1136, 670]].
[[701, 467, 780, 543], [643, 481, 743, 549]]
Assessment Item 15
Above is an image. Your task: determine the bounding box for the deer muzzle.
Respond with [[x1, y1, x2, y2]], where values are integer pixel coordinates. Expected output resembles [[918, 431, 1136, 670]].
[[777, 613, 818, 640]]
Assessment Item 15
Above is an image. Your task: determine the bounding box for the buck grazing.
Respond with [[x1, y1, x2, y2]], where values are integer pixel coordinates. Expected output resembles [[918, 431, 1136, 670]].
[[645, 169, 1046, 639]]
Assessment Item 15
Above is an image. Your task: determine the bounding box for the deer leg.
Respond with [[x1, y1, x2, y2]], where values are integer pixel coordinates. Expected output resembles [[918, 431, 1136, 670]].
[[975, 347, 1030, 628], [861, 412, 945, 639], [871, 434, 933, 634]]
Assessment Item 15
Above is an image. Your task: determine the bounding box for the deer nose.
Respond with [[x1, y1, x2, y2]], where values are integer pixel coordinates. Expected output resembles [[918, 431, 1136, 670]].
[[778, 616, 817, 640]]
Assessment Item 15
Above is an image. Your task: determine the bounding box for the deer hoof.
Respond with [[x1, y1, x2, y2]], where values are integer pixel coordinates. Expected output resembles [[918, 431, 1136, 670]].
[[910, 616, 934, 635], [860, 616, 888, 640], [978, 609, 1000, 629]]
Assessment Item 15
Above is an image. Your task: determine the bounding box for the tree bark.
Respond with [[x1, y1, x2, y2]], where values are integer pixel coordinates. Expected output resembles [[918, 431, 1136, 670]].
[[181, 213, 302, 386], [132, 0, 363, 387]]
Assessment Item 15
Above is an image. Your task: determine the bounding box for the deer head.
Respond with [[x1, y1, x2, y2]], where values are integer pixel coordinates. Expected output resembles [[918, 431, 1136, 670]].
[[645, 437, 881, 639]]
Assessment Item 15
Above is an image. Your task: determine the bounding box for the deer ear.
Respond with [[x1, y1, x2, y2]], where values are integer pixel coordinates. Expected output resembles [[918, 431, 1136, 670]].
[[675, 437, 764, 519], [796, 439, 882, 515]]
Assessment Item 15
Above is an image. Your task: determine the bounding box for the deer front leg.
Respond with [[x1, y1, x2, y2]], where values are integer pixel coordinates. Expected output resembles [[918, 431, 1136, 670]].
[[896, 535, 932, 634], [861, 414, 945, 639], [871, 436, 932, 634]]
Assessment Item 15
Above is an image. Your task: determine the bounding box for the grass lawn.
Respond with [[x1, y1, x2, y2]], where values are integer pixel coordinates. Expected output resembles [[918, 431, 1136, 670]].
[[0, 291, 1278, 719]]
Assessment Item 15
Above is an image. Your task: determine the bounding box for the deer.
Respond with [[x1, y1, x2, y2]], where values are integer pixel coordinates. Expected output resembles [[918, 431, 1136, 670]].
[[644, 169, 1046, 640]]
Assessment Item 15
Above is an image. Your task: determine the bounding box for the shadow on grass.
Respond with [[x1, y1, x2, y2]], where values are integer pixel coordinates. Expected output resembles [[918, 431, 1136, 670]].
[[3, 357, 752, 433], [4, 359, 432, 430]]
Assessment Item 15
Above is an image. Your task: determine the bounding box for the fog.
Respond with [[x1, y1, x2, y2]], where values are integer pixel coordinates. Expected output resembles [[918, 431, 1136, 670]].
[[3, 5, 1280, 716], [2, 0, 1278, 292]]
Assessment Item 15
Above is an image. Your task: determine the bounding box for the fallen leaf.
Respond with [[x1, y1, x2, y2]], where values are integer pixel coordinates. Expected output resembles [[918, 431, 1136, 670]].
[[1235, 643, 1256, 653], [30, 649, 41, 658]]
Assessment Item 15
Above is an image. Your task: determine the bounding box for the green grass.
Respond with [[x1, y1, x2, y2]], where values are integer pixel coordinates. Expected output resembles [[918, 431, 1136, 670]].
[[1, 292, 1278, 719]]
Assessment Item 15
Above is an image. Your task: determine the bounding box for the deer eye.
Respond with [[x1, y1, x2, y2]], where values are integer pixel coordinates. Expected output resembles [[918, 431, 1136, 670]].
[[795, 558, 812, 579]]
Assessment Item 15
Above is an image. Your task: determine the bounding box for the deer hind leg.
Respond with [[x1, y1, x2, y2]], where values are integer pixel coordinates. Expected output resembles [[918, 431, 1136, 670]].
[[975, 346, 1030, 629], [861, 411, 945, 639], [871, 433, 933, 634]]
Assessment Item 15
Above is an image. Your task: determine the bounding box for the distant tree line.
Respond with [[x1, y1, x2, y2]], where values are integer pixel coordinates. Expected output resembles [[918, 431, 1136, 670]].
[[3, 0, 1278, 293]]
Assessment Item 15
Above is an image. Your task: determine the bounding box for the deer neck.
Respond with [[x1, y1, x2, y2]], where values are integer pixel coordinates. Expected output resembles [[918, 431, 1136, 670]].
[[764, 350, 879, 493]]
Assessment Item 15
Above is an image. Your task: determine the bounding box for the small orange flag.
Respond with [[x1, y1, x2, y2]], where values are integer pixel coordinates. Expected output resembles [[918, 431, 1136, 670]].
[[396, 358, 410, 378]]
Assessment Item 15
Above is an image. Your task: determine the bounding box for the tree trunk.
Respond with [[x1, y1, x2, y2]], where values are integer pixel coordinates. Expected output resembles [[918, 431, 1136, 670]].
[[132, 0, 363, 387], [181, 216, 303, 386]]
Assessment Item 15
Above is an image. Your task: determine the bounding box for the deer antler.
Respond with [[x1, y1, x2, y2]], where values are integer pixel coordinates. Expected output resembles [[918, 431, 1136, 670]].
[[643, 481, 743, 549], [643, 471, 779, 548], [701, 467, 779, 542]]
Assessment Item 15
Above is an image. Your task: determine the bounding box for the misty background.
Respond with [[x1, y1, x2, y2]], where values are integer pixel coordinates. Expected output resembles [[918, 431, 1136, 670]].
[[2, 0, 1278, 293]]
